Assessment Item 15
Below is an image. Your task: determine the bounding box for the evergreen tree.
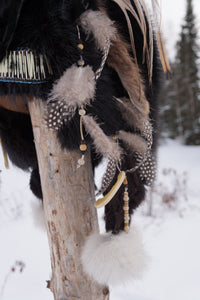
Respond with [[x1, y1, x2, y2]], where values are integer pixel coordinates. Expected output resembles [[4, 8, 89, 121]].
[[160, 0, 200, 144]]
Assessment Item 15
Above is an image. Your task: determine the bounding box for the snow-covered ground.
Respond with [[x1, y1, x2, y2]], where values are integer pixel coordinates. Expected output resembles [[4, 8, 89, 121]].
[[112, 140, 200, 300], [0, 140, 200, 300]]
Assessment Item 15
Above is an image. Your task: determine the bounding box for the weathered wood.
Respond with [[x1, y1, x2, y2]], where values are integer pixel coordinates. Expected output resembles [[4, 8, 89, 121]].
[[28, 99, 109, 300]]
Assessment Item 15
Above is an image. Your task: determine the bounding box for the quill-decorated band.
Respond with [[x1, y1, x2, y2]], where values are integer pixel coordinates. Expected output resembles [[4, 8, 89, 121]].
[[0, 0, 169, 285], [0, 49, 53, 83]]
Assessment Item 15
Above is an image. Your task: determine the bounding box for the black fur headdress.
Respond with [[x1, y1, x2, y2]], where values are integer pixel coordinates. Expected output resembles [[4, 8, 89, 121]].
[[0, 0, 170, 285]]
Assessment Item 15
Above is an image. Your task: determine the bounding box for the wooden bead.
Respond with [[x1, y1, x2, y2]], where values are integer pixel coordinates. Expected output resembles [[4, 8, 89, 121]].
[[123, 177, 128, 185], [79, 108, 86, 116], [80, 144, 87, 151], [123, 207, 129, 211], [78, 59, 85, 66], [78, 44, 84, 50], [124, 225, 129, 233], [78, 158, 85, 166], [123, 179, 129, 233]]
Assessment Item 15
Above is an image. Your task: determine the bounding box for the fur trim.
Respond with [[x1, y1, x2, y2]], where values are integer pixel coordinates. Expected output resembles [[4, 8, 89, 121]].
[[118, 130, 147, 155], [80, 10, 116, 51], [48, 65, 96, 108], [83, 115, 121, 161], [81, 227, 148, 286]]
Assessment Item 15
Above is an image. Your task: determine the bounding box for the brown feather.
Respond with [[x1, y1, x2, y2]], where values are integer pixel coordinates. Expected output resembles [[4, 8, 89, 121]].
[[118, 131, 147, 155], [83, 115, 122, 161], [98, 0, 170, 79], [114, 97, 148, 132], [107, 35, 149, 116]]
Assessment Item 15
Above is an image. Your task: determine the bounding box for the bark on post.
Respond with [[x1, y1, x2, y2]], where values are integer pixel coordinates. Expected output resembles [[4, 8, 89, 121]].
[[28, 99, 109, 300]]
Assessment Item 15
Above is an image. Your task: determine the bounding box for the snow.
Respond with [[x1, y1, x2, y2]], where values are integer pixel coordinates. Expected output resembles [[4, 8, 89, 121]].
[[111, 215, 200, 300], [0, 159, 53, 300], [111, 140, 200, 300], [0, 140, 200, 300], [0, 218, 52, 300]]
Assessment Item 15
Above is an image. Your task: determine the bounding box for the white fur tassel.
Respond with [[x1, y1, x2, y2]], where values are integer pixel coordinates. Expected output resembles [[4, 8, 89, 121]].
[[81, 227, 148, 286]]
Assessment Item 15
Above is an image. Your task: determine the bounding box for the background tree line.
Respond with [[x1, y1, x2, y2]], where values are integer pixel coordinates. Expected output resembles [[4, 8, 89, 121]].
[[159, 0, 200, 145]]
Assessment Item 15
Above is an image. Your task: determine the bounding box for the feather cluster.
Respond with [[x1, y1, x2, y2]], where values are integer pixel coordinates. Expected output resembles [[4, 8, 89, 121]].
[[47, 65, 96, 130], [115, 97, 156, 185], [118, 130, 147, 155], [111, 0, 170, 80], [80, 10, 116, 51], [49, 65, 95, 108], [135, 152, 156, 185], [46, 101, 76, 130], [111, 0, 153, 81], [83, 115, 121, 161], [116, 97, 147, 130], [80, 10, 116, 80]]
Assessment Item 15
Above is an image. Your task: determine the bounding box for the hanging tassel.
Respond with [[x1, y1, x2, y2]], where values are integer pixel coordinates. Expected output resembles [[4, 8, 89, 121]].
[[0, 139, 9, 169], [77, 106, 87, 168], [81, 226, 147, 286], [123, 176, 130, 233]]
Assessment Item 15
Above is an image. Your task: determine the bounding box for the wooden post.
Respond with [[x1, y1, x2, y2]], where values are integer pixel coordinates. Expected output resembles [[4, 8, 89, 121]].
[[28, 99, 109, 300]]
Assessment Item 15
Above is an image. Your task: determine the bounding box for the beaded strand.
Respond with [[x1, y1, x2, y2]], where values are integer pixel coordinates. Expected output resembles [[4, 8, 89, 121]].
[[123, 176, 130, 233]]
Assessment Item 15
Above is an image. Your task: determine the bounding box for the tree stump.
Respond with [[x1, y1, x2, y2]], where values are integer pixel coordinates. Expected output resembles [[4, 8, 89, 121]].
[[28, 99, 109, 300]]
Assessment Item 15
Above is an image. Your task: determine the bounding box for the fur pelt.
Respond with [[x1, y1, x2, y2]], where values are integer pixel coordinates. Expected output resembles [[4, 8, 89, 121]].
[[30, 168, 43, 199], [81, 226, 148, 285], [0, 0, 162, 233], [0, 0, 24, 61], [0, 107, 37, 170]]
